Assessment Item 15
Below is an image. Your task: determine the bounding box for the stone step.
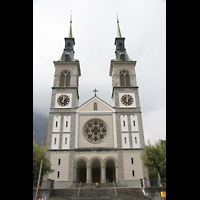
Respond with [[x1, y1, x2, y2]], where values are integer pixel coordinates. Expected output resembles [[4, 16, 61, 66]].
[[70, 182, 115, 188], [48, 198, 151, 200], [48, 188, 152, 199]]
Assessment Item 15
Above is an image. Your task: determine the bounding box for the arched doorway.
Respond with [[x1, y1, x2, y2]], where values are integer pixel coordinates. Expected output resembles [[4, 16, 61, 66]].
[[91, 160, 101, 183], [106, 160, 116, 182], [77, 161, 86, 183]]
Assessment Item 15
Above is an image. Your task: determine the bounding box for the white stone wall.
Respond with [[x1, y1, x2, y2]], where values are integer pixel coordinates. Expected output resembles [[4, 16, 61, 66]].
[[63, 116, 71, 132], [78, 114, 114, 148], [52, 116, 61, 132], [122, 150, 145, 180], [48, 151, 70, 181], [51, 134, 60, 149]]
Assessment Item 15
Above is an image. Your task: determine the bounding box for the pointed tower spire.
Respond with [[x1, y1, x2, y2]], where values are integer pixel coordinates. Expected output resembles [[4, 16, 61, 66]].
[[116, 14, 122, 38], [58, 11, 77, 62], [114, 15, 132, 61], [68, 11, 73, 38]]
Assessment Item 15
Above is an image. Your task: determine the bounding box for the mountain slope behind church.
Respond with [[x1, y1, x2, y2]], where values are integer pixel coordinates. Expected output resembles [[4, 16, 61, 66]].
[[33, 111, 48, 146]]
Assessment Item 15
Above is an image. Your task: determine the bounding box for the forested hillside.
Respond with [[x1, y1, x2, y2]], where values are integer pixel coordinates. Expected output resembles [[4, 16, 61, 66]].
[[33, 111, 48, 146]]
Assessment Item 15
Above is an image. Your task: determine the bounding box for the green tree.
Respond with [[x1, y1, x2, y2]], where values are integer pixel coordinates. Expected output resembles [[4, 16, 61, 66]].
[[33, 140, 54, 181], [140, 139, 166, 179]]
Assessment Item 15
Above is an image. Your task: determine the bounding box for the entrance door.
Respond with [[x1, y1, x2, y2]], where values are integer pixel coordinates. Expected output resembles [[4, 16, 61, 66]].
[[79, 167, 86, 183], [106, 167, 113, 182], [92, 167, 100, 182]]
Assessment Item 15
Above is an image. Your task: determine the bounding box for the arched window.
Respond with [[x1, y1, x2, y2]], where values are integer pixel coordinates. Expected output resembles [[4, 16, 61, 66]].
[[120, 54, 125, 61], [66, 73, 70, 86], [120, 73, 125, 86], [125, 73, 130, 86], [59, 70, 71, 87], [120, 70, 130, 86], [94, 103, 97, 110], [60, 73, 65, 86], [65, 54, 70, 61]]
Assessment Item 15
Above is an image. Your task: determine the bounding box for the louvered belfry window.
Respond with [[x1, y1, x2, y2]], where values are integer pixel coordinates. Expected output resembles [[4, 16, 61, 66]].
[[59, 70, 71, 86], [120, 70, 130, 86]]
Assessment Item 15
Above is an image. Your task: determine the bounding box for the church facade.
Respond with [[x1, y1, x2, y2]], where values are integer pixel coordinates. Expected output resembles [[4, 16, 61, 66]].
[[45, 18, 148, 188]]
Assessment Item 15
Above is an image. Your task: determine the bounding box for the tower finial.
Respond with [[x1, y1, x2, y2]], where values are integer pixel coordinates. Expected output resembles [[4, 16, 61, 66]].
[[68, 11, 73, 38], [116, 14, 122, 38], [117, 12, 119, 23], [70, 10, 72, 23]]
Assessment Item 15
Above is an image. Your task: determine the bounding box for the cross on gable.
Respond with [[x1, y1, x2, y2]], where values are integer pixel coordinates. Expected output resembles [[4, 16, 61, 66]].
[[93, 89, 98, 96]]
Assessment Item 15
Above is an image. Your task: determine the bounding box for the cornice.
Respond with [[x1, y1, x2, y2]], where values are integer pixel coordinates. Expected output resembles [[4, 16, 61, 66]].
[[109, 60, 136, 76], [110, 60, 136, 65], [111, 86, 139, 98], [53, 61, 81, 76], [47, 148, 144, 152], [53, 61, 79, 65], [51, 86, 79, 99]]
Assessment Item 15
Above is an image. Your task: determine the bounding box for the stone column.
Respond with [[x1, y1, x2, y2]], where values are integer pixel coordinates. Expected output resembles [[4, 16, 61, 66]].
[[101, 166, 106, 183], [74, 166, 77, 183], [86, 166, 91, 183], [115, 166, 119, 183]]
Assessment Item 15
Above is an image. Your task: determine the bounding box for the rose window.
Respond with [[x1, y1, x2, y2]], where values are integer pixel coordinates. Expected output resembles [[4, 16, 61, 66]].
[[83, 119, 107, 143]]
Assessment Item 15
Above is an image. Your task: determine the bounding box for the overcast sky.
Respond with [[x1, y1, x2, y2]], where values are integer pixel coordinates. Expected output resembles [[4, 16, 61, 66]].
[[33, 0, 166, 144]]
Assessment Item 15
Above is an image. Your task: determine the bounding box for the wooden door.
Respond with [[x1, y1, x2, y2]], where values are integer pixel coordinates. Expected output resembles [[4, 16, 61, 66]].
[[106, 167, 113, 182], [92, 167, 100, 182], [79, 167, 86, 183]]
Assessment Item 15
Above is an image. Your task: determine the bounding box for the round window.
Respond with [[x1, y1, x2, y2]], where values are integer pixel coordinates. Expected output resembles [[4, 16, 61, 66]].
[[83, 119, 107, 143]]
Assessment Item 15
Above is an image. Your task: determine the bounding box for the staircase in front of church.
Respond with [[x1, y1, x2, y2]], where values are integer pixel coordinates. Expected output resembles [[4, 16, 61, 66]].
[[48, 187, 152, 200]]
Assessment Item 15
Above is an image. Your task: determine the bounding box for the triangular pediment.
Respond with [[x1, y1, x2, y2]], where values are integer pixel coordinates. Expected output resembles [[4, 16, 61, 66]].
[[77, 96, 113, 112]]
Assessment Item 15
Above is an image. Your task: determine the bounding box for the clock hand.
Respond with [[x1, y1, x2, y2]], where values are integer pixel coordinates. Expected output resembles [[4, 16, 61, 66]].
[[61, 95, 67, 103]]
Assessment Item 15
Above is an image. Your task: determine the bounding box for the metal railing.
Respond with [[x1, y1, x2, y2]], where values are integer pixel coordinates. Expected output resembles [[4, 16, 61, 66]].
[[148, 179, 166, 187], [140, 179, 166, 187], [77, 181, 82, 196], [113, 181, 117, 196]]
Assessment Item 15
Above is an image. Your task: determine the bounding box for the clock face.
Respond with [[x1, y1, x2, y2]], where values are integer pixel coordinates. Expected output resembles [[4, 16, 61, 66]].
[[121, 94, 134, 106], [57, 95, 70, 106]]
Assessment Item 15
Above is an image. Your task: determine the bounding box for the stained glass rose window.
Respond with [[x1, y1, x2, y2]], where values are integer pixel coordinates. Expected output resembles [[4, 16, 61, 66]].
[[83, 119, 107, 143]]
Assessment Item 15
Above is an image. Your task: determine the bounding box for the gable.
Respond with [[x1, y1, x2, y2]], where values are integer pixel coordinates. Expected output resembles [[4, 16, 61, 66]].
[[78, 96, 113, 112]]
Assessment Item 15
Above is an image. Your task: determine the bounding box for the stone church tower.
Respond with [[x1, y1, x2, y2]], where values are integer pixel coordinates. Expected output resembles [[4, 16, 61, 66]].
[[45, 17, 148, 188]]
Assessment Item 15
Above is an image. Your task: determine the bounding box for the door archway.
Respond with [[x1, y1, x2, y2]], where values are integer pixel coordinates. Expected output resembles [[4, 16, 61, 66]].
[[91, 160, 101, 183], [106, 160, 116, 182], [77, 161, 86, 183]]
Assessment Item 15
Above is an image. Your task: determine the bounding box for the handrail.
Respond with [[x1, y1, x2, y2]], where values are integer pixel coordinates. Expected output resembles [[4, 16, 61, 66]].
[[77, 181, 82, 196], [113, 181, 117, 196]]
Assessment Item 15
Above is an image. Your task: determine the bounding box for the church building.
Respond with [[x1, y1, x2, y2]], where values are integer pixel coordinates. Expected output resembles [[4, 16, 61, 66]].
[[45, 17, 148, 188]]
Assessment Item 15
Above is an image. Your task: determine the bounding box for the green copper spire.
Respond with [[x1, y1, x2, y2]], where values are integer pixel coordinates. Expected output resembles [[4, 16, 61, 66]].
[[58, 12, 79, 62], [114, 15, 132, 61], [116, 15, 122, 38], [68, 12, 73, 38]]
